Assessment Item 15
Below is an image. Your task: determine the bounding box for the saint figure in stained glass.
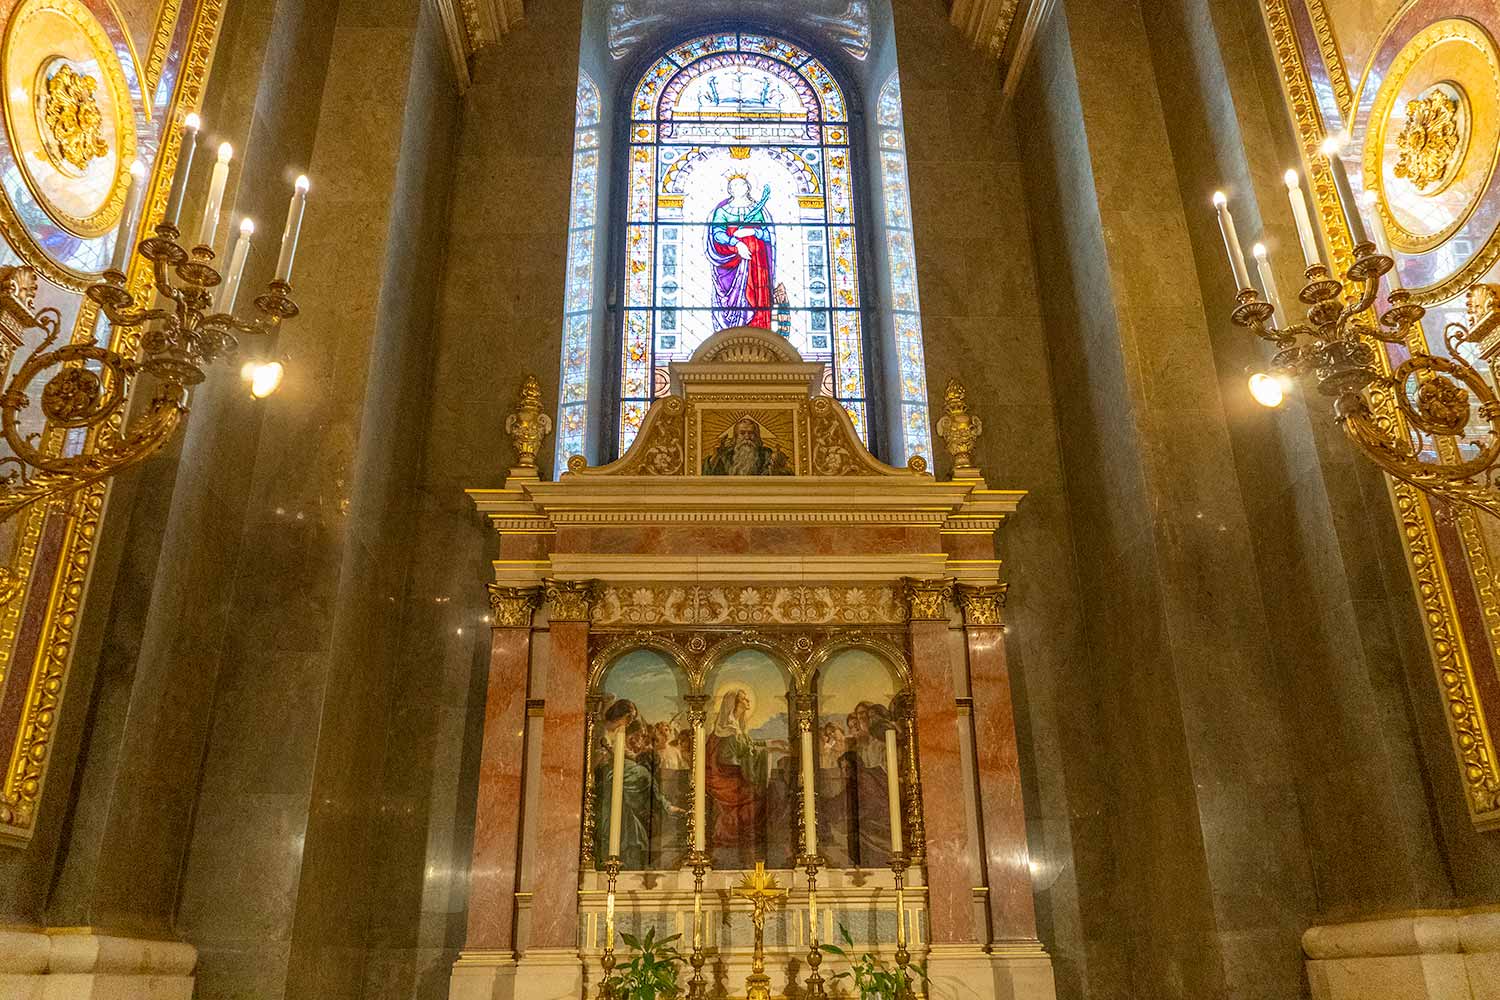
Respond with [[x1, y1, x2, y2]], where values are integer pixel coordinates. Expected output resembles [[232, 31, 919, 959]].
[[707, 176, 776, 330]]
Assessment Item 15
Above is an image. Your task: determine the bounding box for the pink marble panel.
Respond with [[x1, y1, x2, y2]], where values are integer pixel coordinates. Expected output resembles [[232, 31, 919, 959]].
[[499, 531, 555, 561], [966, 626, 1038, 942], [909, 620, 980, 946], [553, 524, 944, 558], [527, 621, 590, 949], [466, 627, 535, 951]]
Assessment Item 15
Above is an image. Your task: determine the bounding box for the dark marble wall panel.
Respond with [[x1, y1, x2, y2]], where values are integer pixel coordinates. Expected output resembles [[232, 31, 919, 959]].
[[887, 2, 1098, 995]]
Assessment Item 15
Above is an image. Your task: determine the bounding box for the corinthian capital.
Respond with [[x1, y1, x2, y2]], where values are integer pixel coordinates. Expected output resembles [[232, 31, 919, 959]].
[[901, 577, 954, 622], [955, 583, 1008, 627], [543, 578, 599, 622], [487, 584, 543, 628]]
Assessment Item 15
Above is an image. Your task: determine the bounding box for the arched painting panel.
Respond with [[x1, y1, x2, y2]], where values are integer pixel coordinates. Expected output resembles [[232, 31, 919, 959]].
[[814, 647, 902, 868]]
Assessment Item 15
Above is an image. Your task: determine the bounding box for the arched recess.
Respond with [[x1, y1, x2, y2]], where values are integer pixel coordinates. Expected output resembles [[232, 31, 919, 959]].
[[810, 643, 912, 868], [700, 644, 799, 868], [584, 645, 694, 871]]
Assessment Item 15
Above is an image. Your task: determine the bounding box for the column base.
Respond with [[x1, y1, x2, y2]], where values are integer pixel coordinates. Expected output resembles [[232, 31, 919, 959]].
[[0, 929, 196, 999], [514, 948, 586, 1000], [925, 942, 1056, 1000], [450, 951, 518, 1000], [1304, 911, 1500, 1000]]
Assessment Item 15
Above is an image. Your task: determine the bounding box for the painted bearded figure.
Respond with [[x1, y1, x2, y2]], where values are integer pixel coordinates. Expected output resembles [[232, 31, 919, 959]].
[[706, 175, 775, 330], [701, 417, 793, 476]]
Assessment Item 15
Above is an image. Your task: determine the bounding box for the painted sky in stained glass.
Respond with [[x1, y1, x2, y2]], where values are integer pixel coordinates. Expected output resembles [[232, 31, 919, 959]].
[[556, 72, 602, 470]]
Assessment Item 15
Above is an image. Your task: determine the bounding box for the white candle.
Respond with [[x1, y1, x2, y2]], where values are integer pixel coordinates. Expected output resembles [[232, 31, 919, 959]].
[[1252, 243, 1283, 321], [109, 160, 147, 273], [608, 726, 625, 858], [692, 721, 706, 851], [1361, 190, 1402, 291], [1321, 136, 1369, 246], [196, 142, 233, 251], [1284, 170, 1321, 269], [217, 218, 254, 313], [1213, 192, 1253, 291], [273, 174, 310, 283], [164, 113, 200, 229], [800, 724, 817, 856], [884, 729, 903, 855]]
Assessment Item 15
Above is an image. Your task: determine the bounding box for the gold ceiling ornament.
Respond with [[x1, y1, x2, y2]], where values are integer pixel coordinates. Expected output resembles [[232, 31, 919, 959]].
[[39, 63, 109, 173], [936, 377, 983, 473], [504, 373, 551, 470], [486, 583, 542, 628], [1394, 88, 1464, 193]]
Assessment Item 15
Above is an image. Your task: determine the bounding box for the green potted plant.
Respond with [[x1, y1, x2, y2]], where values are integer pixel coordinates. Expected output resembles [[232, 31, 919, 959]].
[[605, 926, 687, 1000], [820, 924, 929, 1000]]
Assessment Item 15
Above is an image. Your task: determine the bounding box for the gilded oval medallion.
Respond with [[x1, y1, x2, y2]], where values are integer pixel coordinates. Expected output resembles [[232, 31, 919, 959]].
[[1, 0, 137, 238]]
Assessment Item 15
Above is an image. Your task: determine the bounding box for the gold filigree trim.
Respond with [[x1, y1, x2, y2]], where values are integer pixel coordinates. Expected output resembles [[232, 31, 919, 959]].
[[487, 584, 542, 628], [1306, 0, 1354, 124], [902, 577, 953, 622], [544, 578, 599, 621], [955, 583, 1007, 627], [590, 583, 910, 627], [39, 63, 108, 172]]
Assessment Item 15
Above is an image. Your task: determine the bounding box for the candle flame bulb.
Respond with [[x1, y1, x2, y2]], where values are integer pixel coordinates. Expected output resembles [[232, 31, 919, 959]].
[[130, 159, 146, 181], [184, 112, 201, 131], [1212, 190, 1228, 206], [240, 217, 255, 236], [1284, 169, 1300, 189], [217, 142, 232, 162], [1249, 372, 1286, 408], [295, 174, 310, 192]]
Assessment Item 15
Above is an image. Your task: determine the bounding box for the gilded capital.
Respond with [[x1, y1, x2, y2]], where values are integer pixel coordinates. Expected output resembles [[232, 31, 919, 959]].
[[955, 583, 1008, 628], [504, 374, 552, 469], [486, 584, 543, 628], [936, 377, 983, 473], [902, 577, 954, 621], [543, 578, 598, 621]]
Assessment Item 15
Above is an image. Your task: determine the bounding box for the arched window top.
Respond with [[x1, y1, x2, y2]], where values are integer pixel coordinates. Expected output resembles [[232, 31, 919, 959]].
[[617, 32, 869, 454], [632, 33, 847, 128]]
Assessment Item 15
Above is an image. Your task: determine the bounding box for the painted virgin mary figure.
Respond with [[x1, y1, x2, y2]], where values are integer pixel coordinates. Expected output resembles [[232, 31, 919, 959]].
[[705, 684, 775, 863], [706, 175, 775, 330]]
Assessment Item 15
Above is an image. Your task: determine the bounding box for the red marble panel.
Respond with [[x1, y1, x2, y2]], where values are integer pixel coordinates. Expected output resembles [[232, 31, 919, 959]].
[[498, 531, 555, 562], [940, 531, 998, 562], [528, 620, 590, 949], [909, 620, 980, 946], [966, 625, 1038, 942], [466, 626, 535, 951]]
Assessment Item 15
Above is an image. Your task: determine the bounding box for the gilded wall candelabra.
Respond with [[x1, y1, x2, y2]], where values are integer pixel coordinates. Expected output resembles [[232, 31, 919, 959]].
[[0, 112, 307, 527]]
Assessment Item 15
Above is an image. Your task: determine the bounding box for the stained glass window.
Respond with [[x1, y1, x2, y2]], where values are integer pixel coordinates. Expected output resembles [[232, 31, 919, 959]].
[[556, 72, 602, 470], [619, 33, 869, 453], [877, 75, 933, 467]]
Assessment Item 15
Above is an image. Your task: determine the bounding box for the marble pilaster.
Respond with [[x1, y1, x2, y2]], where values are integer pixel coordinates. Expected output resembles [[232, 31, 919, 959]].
[[466, 590, 543, 953], [904, 580, 980, 947], [956, 585, 1037, 944]]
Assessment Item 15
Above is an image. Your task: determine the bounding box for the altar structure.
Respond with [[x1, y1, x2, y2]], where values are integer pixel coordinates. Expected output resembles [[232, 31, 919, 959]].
[[453, 327, 1054, 1000]]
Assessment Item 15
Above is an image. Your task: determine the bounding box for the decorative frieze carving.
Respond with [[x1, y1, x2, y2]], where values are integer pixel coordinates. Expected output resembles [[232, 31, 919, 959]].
[[589, 584, 910, 627]]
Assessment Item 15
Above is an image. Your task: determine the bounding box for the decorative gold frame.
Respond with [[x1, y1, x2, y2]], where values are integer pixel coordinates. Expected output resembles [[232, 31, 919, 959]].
[[1263, 0, 1500, 829], [578, 628, 918, 868], [0, 0, 225, 845]]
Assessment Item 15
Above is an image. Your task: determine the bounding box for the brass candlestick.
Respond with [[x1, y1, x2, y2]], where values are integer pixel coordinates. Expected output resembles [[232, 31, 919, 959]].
[[799, 853, 827, 1000], [684, 849, 710, 1000], [889, 852, 912, 1000], [734, 863, 787, 1000], [600, 856, 623, 1000]]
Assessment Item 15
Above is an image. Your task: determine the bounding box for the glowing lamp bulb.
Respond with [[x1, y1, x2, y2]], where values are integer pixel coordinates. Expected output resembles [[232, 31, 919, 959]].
[[239, 217, 255, 236], [1252, 242, 1268, 261], [1320, 134, 1346, 157], [1248, 372, 1285, 408], [129, 159, 146, 180], [295, 174, 310, 192], [1212, 190, 1228, 206], [184, 112, 201, 131], [242, 361, 284, 399]]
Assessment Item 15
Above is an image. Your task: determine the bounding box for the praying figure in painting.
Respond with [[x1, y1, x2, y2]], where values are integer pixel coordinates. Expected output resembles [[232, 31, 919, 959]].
[[701, 417, 793, 476], [705, 685, 786, 865], [706, 175, 775, 330]]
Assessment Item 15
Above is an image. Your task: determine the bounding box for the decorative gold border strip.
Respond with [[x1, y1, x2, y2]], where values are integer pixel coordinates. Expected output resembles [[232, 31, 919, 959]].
[[0, 0, 227, 845], [1262, 0, 1500, 829], [1305, 0, 1355, 123]]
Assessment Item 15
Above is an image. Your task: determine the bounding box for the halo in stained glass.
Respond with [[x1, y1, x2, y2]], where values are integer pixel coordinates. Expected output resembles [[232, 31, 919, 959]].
[[620, 32, 866, 454]]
